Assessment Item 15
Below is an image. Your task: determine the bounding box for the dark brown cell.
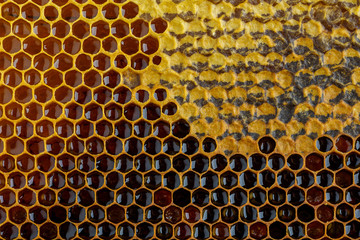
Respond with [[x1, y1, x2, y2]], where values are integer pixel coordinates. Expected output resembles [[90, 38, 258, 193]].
[[15, 86, 32, 103], [21, 3, 40, 21], [103, 37, 117, 52], [102, 3, 119, 19], [0, 189, 15, 206], [153, 55, 162, 65], [134, 120, 151, 137], [335, 169, 353, 188], [124, 103, 141, 121], [72, 20, 90, 39], [154, 189, 172, 207], [57, 153, 75, 172], [44, 69, 63, 88], [212, 223, 229, 239], [114, 86, 132, 104], [17, 154, 34, 172], [115, 120, 132, 139], [111, 20, 129, 38], [136, 89, 149, 102], [164, 206, 182, 224], [141, 36, 159, 54], [121, 37, 139, 55], [82, 4, 98, 18], [25, 102, 43, 120], [65, 103, 83, 119], [131, 53, 149, 70], [40, 222, 58, 240], [92, 20, 110, 38], [317, 204, 334, 222], [52, 20, 70, 38], [86, 103, 103, 121], [121, 2, 138, 19], [20, 223, 38, 240], [8, 172, 25, 189], [34, 20, 51, 38], [5, 102, 22, 120], [56, 120, 73, 138], [2, 3, 19, 21], [307, 221, 325, 239], [132, 19, 149, 37], [250, 222, 267, 239], [94, 87, 112, 105], [3, 36, 21, 53], [162, 102, 177, 116], [306, 153, 324, 171], [0, 52, 11, 70], [44, 5, 58, 20], [74, 86, 92, 104], [0, 223, 18, 239], [9, 206, 27, 224], [18, 188, 36, 206], [63, 36, 81, 54], [55, 86, 72, 103], [6, 137, 24, 155], [34, 53, 52, 71], [143, 103, 161, 120], [151, 18, 168, 33], [84, 70, 101, 87], [0, 20, 10, 37], [0, 86, 12, 104], [335, 135, 353, 153], [67, 170, 85, 189], [107, 204, 125, 223], [61, 4, 80, 22], [0, 119, 14, 138], [114, 55, 128, 68], [54, 53, 73, 71], [38, 189, 55, 206], [75, 54, 92, 71], [0, 155, 15, 172], [13, 53, 31, 70], [86, 137, 104, 154]]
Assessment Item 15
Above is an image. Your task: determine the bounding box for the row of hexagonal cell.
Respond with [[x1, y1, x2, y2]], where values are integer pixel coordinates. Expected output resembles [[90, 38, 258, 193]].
[[1, 34, 159, 55], [1, 2, 161, 22]]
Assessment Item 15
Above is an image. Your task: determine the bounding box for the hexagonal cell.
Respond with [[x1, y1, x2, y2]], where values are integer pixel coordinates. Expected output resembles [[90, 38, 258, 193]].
[[63, 36, 81, 54], [134, 189, 151, 207], [0, 85, 12, 104], [55, 86, 72, 103], [325, 152, 344, 170], [23, 36, 42, 55], [72, 20, 90, 39], [259, 170, 275, 188], [297, 204, 315, 222], [34, 85, 52, 103], [151, 18, 168, 33], [0, 52, 11, 71], [268, 187, 285, 205], [54, 53, 73, 71], [16, 120, 34, 138], [102, 3, 119, 19], [34, 53, 52, 71], [317, 204, 334, 222], [277, 169, 295, 188], [25, 102, 42, 120], [121, 37, 139, 55], [173, 189, 191, 207], [0, 20, 10, 38], [94, 54, 111, 71], [5, 102, 22, 120], [44, 5, 58, 21], [111, 20, 129, 38], [131, 19, 149, 38], [44, 69, 63, 88], [335, 134, 353, 153], [21, 3, 40, 21], [141, 36, 159, 54], [201, 171, 219, 189], [33, 20, 51, 38], [259, 204, 276, 221], [2, 3, 20, 21], [346, 151, 360, 169], [82, 4, 98, 18], [335, 169, 353, 188], [121, 2, 138, 19], [306, 153, 324, 171], [15, 86, 32, 104], [258, 136, 276, 153], [13, 53, 31, 70], [83, 36, 101, 54], [316, 136, 333, 152], [52, 20, 70, 38], [3, 36, 21, 53], [61, 4, 79, 22], [131, 53, 149, 70], [250, 222, 267, 239], [91, 20, 109, 39]]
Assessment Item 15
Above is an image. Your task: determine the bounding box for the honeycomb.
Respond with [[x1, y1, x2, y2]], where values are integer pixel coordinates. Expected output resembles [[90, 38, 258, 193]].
[[0, 0, 359, 239]]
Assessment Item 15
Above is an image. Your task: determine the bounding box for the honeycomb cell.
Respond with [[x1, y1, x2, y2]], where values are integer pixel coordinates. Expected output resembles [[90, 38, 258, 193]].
[[121, 37, 139, 55], [335, 135, 353, 153], [115, 55, 128, 68], [21, 3, 40, 21], [82, 4, 97, 18], [33, 20, 51, 38], [2, 3, 20, 21], [52, 20, 70, 38], [131, 53, 149, 70], [141, 36, 159, 54], [239, 170, 257, 189], [316, 136, 333, 152], [44, 6, 58, 21], [306, 153, 324, 171], [3, 36, 21, 53], [151, 18, 168, 33], [20, 223, 38, 240], [111, 20, 129, 38], [73, 20, 90, 39], [0, 52, 11, 70], [102, 3, 119, 20], [61, 4, 79, 22], [121, 2, 138, 19], [0, 223, 18, 240], [13, 53, 31, 70], [307, 221, 325, 239]]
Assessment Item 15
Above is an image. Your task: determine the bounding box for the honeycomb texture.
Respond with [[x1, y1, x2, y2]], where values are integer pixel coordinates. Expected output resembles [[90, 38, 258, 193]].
[[0, 0, 360, 239]]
